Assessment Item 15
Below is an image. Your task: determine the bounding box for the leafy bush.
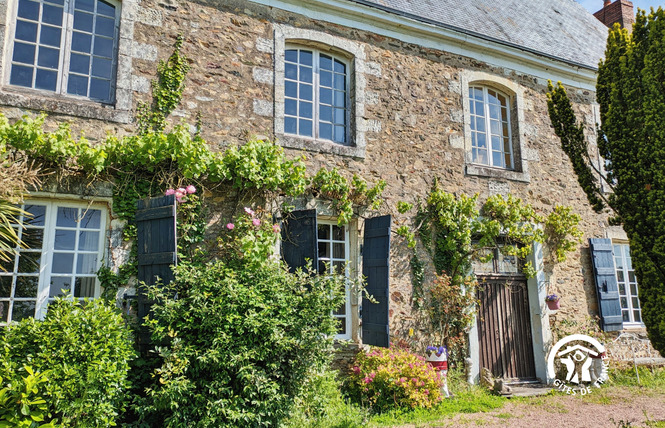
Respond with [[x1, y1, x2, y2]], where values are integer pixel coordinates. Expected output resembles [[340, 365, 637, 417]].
[[140, 256, 346, 427], [0, 366, 61, 427], [0, 298, 135, 427], [346, 347, 443, 413]]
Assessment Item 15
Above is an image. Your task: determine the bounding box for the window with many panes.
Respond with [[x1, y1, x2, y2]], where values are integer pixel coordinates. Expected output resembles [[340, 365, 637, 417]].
[[284, 46, 350, 145], [8, 0, 120, 103], [0, 202, 106, 324], [317, 220, 351, 339], [613, 243, 642, 325], [469, 86, 513, 169]]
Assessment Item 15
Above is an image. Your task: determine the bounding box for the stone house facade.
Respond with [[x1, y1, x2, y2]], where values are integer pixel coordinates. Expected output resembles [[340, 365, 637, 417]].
[[0, 0, 657, 383]]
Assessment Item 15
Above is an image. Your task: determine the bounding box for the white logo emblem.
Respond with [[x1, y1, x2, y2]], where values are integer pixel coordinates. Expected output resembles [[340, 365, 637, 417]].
[[547, 334, 608, 395]]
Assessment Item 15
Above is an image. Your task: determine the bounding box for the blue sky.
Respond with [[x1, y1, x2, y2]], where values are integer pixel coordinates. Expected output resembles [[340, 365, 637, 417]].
[[577, 0, 664, 14]]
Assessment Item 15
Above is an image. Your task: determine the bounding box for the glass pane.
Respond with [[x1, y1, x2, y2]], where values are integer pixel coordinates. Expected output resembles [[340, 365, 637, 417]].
[[14, 276, 38, 297], [333, 73, 345, 90], [18, 0, 40, 20], [332, 260, 345, 274], [70, 53, 90, 74], [491, 135, 501, 151], [90, 76, 111, 100], [95, 16, 115, 37], [285, 49, 297, 63], [625, 252, 632, 270], [503, 123, 510, 138], [12, 42, 36, 64], [318, 225, 329, 240], [333, 243, 344, 259], [475, 148, 488, 165], [334, 59, 345, 73], [475, 117, 485, 132], [0, 301, 8, 323], [17, 254, 40, 274], [628, 271, 636, 283], [76, 253, 98, 274], [0, 256, 15, 272], [492, 151, 503, 167], [54, 230, 76, 250], [616, 270, 624, 282], [72, 32, 92, 53], [318, 260, 326, 275], [285, 80, 297, 98], [504, 153, 511, 168], [299, 66, 312, 83], [619, 283, 626, 295], [298, 119, 312, 137], [57, 207, 79, 227], [320, 88, 332, 104], [501, 107, 509, 122], [498, 253, 518, 273], [320, 54, 332, 70], [75, 0, 94, 12], [24, 205, 46, 226], [67, 74, 89, 96], [489, 104, 500, 120], [320, 105, 332, 122], [284, 117, 296, 134], [490, 119, 501, 135], [35, 69, 57, 90], [285, 63, 297, 80], [37, 46, 59, 69], [12, 301, 35, 321], [334, 91, 346, 108], [92, 37, 113, 56], [630, 283, 638, 297], [10, 65, 34, 87], [78, 231, 99, 251], [52, 253, 74, 273], [320, 70, 332, 87], [42, 4, 63, 25], [319, 123, 332, 140], [39, 25, 61, 47], [631, 297, 640, 309], [620, 297, 628, 309], [74, 277, 95, 297], [97, 0, 115, 17], [332, 225, 344, 241], [74, 11, 94, 32], [15, 20, 38, 42], [284, 99, 297, 116], [299, 83, 312, 101], [0, 276, 12, 297], [334, 126, 346, 143], [336, 317, 346, 335], [91, 56, 112, 79], [318, 242, 330, 259], [49, 276, 71, 297], [334, 108, 345, 125], [633, 311, 641, 323], [476, 133, 486, 148], [623, 310, 630, 322], [299, 50, 312, 66]]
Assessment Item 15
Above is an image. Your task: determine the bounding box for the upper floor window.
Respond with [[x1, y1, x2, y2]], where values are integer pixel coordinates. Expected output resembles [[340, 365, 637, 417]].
[[469, 86, 513, 169], [613, 243, 642, 325], [0, 201, 106, 325], [8, 0, 120, 103], [284, 47, 350, 145]]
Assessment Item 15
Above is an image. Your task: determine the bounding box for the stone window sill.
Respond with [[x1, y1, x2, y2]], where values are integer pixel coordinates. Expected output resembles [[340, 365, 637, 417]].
[[0, 87, 131, 124], [278, 134, 365, 159], [466, 163, 530, 183]]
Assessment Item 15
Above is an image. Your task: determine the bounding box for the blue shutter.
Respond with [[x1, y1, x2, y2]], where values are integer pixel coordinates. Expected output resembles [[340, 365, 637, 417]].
[[135, 194, 177, 347], [281, 209, 317, 273], [589, 238, 623, 332], [362, 215, 391, 348]]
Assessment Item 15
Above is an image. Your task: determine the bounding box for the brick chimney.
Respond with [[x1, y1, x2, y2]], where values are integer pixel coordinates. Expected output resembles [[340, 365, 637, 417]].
[[594, 0, 635, 32]]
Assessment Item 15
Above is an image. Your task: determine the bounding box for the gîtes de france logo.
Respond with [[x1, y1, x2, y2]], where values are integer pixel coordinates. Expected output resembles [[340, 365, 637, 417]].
[[547, 334, 609, 395]]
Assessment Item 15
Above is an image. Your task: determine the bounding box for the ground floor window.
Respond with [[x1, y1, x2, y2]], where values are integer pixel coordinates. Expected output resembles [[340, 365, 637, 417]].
[[317, 220, 351, 339], [613, 243, 642, 325], [0, 201, 106, 324]]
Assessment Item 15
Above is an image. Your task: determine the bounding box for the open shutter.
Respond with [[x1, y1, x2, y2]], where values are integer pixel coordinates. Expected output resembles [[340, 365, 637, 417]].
[[135, 195, 177, 345], [281, 209, 317, 273], [362, 215, 391, 348], [589, 238, 623, 331]]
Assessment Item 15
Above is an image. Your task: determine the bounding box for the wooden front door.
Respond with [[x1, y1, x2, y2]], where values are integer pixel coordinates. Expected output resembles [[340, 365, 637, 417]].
[[477, 276, 536, 381]]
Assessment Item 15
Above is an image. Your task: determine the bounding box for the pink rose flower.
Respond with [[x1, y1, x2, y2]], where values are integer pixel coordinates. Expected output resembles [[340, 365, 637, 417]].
[[272, 224, 281, 233], [244, 207, 255, 216], [252, 218, 261, 226], [177, 187, 186, 194], [165, 188, 175, 196], [174, 191, 184, 200], [352, 366, 361, 374], [186, 185, 196, 194], [226, 223, 235, 230]]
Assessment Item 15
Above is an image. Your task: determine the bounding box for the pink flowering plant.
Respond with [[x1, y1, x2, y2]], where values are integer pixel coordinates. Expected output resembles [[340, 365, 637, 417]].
[[216, 206, 281, 265], [346, 346, 443, 413], [164, 184, 204, 256]]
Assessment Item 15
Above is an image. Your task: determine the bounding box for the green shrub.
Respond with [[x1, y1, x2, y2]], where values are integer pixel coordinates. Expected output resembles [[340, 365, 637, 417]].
[[0, 298, 135, 427], [346, 347, 443, 413], [141, 257, 346, 427], [0, 366, 61, 427]]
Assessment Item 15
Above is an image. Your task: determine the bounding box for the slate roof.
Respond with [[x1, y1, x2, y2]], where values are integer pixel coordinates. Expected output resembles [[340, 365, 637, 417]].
[[349, 0, 609, 69]]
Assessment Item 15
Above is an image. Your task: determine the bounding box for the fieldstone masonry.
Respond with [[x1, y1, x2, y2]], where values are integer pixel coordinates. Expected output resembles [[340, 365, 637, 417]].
[[0, 0, 644, 362]]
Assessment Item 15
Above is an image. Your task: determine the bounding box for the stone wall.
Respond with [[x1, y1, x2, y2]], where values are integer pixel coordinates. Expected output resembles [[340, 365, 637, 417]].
[[0, 0, 613, 344]]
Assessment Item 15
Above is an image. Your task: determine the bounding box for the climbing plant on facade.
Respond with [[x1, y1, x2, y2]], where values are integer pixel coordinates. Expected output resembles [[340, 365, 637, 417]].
[[547, 7, 665, 354]]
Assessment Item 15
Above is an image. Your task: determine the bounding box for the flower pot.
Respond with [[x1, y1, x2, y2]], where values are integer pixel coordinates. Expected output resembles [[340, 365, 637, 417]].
[[546, 299, 561, 310]]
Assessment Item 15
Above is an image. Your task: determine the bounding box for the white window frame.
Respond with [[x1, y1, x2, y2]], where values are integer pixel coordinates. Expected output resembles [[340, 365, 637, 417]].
[[5, 0, 121, 103], [469, 85, 514, 170], [283, 45, 351, 145], [613, 242, 643, 327], [0, 200, 107, 325], [317, 219, 352, 340]]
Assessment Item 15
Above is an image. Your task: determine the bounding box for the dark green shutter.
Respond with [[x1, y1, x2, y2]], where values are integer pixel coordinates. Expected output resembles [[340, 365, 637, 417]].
[[362, 215, 391, 348], [281, 209, 317, 273], [589, 238, 623, 331], [135, 195, 177, 347]]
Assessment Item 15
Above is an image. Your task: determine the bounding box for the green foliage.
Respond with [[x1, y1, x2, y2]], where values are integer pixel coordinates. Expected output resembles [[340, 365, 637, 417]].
[[546, 7, 665, 354], [282, 369, 367, 428], [311, 168, 385, 224], [545, 205, 583, 263], [0, 201, 30, 269], [0, 366, 61, 428], [396, 225, 416, 249], [397, 201, 413, 214], [140, 255, 346, 427], [215, 206, 282, 266], [0, 298, 135, 427], [346, 347, 443, 413], [137, 35, 190, 134]]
